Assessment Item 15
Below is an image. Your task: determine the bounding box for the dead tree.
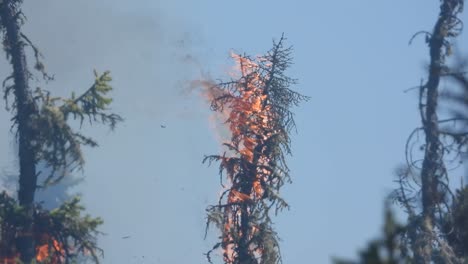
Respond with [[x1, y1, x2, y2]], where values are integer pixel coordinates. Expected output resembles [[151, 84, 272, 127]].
[[392, 0, 465, 263]]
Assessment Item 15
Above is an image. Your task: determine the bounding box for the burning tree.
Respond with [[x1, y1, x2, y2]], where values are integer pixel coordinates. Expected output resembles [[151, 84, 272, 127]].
[[0, 0, 122, 263], [202, 35, 308, 264]]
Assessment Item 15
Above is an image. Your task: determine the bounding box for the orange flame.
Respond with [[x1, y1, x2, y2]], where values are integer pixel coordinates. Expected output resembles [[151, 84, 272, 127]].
[[0, 237, 65, 264], [36, 244, 49, 262], [211, 52, 276, 262], [36, 238, 64, 263], [195, 50, 279, 262]]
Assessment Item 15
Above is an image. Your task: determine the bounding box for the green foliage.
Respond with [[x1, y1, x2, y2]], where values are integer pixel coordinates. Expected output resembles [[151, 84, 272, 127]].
[[36, 196, 104, 263], [0, 191, 103, 263], [0, 1, 121, 263], [1, 2, 122, 187], [60, 70, 121, 129], [29, 70, 123, 185], [2, 65, 122, 186]]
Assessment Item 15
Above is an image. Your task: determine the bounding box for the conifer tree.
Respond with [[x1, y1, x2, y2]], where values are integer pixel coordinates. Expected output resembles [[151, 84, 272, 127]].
[[203, 35, 308, 264], [0, 0, 122, 263]]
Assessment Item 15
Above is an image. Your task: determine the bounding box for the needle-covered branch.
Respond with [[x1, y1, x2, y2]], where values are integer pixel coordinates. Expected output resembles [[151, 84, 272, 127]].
[[0, 192, 103, 263], [0, 0, 122, 262], [28, 71, 123, 186], [202, 35, 308, 264]]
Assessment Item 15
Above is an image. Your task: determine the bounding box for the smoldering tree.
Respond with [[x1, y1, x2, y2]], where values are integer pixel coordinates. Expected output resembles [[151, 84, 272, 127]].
[[202, 35, 308, 264], [391, 0, 466, 263], [0, 0, 122, 263]]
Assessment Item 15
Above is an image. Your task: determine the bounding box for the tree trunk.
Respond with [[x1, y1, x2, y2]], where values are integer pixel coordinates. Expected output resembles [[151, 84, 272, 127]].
[[0, 1, 38, 262], [417, 1, 451, 262]]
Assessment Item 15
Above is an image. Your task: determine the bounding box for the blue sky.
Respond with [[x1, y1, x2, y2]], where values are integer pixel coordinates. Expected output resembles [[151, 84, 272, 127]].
[[0, 1, 466, 263]]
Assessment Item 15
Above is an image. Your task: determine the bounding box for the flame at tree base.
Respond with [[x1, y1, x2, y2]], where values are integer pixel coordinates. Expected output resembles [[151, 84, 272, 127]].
[[0, 193, 103, 264], [35, 236, 65, 263], [0, 238, 64, 264]]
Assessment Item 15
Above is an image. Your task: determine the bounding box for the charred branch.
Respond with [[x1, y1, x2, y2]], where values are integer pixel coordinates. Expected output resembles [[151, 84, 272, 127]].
[[393, 1, 465, 263], [203, 35, 308, 264]]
